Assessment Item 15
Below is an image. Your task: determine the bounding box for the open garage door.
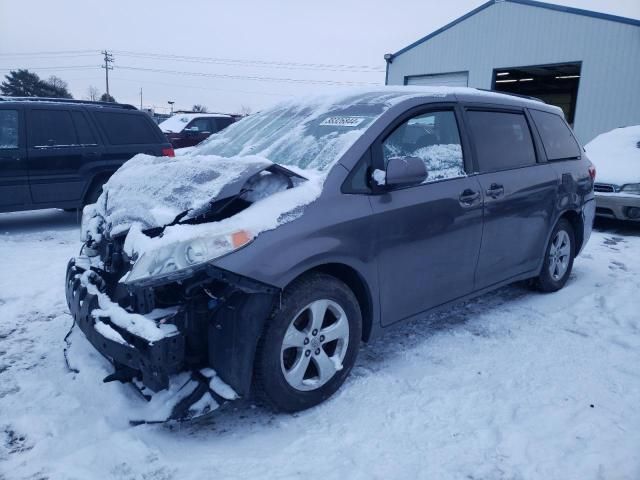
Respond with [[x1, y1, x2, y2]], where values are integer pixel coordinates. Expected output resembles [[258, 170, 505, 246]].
[[492, 62, 581, 125], [405, 72, 469, 87]]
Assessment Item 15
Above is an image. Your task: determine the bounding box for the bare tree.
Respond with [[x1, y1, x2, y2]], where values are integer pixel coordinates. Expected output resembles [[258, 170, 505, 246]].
[[85, 85, 100, 101], [192, 104, 208, 113], [239, 104, 252, 116], [47, 75, 68, 91]]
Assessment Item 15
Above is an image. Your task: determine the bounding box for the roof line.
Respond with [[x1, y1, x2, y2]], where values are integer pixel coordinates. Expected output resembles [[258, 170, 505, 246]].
[[391, 0, 640, 58]]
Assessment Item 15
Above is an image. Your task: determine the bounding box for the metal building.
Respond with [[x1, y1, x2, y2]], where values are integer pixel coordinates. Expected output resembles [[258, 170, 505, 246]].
[[384, 0, 640, 143]]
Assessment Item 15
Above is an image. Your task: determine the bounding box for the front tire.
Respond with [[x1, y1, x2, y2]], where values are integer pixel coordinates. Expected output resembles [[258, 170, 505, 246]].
[[254, 273, 362, 412], [535, 218, 575, 292]]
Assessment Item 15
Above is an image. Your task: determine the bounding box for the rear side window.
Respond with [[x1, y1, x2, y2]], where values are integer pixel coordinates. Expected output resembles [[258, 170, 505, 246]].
[[467, 110, 536, 172], [94, 112, 159, 145], [0, 110, 19, 148], [187, 118, 212, 133], [29, 110, 77, 147], [71, 111, 97, 145], [530, 109, 581, 160]]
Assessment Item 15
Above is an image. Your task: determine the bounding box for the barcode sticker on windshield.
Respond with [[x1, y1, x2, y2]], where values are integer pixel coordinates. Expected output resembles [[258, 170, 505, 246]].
[[320, 116, 366, 127]]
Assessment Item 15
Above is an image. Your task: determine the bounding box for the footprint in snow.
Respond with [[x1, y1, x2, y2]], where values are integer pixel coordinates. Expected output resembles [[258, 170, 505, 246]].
[[608, 261, 628, 272]]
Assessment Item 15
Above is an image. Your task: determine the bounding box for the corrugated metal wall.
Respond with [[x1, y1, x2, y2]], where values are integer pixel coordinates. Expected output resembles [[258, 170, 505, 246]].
[[386, 1, 640, 144]]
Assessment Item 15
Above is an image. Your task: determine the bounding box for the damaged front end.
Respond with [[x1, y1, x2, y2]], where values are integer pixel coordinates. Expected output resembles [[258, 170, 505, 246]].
[[65, 164, 297, 422], [66, 243, 278, 421]]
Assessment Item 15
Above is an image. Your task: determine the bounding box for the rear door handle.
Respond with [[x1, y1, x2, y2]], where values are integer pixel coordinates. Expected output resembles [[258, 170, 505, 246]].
[[486, 183, 504, 199], [459, 189, 481, 206]]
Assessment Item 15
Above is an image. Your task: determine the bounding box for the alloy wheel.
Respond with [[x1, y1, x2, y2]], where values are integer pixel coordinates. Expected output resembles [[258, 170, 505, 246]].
[[280, 299, 350, 391], [548, 230, 571, 281]]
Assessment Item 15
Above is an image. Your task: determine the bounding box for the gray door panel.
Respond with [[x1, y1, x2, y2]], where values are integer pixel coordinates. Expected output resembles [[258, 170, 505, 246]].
[[371, 177, 483, 326]]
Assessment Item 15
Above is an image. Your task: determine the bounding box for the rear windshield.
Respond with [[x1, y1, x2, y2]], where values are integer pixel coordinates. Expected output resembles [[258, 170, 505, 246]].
[[94, 111, 159, 145]]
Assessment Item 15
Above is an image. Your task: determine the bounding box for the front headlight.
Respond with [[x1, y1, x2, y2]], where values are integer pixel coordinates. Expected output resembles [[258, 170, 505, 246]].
[[123, 230, 254, 285], [620, 183, 640, 195]]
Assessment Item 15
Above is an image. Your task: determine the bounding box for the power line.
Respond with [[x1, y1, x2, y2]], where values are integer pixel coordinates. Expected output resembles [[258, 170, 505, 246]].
[[116, 65, 380, 86], [0, 49, 98, 57], [112, 50, 385, 73], [0, 65, 98, 71], [0, 49, 384, 73]]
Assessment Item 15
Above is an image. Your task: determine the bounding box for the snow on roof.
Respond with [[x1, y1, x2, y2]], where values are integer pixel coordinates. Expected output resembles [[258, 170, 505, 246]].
[[585, 125, 640, 186], [158, 113, 232, 133]]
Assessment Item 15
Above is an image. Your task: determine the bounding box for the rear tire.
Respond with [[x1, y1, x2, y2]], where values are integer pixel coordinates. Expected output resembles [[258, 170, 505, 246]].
[[254, 273, 362, 413], [534, 218, 575, 292]]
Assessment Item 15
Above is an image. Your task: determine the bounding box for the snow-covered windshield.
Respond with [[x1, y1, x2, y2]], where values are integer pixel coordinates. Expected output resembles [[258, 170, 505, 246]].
[[192, 92, 406, 171]]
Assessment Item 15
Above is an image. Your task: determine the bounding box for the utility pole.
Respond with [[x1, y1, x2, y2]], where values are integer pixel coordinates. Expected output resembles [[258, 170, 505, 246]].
[[140, 87, 143, 110], [101, 50, 114, 98]]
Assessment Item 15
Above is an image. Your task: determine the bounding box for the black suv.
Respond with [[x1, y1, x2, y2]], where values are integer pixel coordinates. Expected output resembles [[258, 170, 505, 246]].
[[66, 88, 596, 419], [0, 97, 174, 213]]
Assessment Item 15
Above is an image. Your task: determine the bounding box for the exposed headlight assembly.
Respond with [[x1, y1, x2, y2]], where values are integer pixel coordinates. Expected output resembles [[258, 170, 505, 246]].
[[620, 183, 640, 195], [80, 206, 104, 243], [124, 230, 254, 285]]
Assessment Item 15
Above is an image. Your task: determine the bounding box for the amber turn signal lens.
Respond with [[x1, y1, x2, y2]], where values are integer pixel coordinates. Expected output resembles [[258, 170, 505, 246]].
[[231, 230, 252, 248]]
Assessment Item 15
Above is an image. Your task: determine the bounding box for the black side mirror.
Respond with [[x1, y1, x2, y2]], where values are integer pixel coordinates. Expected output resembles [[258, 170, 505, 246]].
[[384, 156, 428, 187]]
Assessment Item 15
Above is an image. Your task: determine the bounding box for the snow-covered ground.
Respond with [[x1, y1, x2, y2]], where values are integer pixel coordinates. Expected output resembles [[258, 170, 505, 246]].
[[1, 209, 639, 480]]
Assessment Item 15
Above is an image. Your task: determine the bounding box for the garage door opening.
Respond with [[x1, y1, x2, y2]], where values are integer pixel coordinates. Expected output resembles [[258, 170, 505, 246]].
[[492, 62, 581, 125], [405, 71, 469, 87]]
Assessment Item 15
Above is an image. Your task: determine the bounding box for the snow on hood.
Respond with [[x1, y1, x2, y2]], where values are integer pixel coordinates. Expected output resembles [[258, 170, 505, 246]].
[[585, 125, 640, 186], [97, 154, 272, 235]]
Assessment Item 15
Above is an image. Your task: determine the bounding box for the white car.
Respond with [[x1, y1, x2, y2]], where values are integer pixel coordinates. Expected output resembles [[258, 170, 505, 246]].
[[585, 125, 640, 222]]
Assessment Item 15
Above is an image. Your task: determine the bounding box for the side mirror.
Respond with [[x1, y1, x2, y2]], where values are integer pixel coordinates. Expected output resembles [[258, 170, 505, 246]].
[[384, 156, 427, 187]]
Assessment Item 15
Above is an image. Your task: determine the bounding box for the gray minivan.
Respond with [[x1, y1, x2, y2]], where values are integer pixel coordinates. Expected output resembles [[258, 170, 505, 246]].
[[66, 88, 596, 418]]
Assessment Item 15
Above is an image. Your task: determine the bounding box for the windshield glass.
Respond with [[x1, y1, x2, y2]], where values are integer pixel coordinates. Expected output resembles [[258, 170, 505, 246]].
[[192, 91, 407, 171]]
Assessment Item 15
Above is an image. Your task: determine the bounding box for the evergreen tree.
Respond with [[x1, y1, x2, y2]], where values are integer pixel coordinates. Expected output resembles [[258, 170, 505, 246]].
[[0, 69, 73, 98], [100, 93, 116, 103]]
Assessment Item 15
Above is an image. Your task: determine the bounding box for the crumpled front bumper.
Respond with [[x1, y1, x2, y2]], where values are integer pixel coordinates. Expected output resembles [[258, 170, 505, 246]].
[[65, 258, 185, 392]]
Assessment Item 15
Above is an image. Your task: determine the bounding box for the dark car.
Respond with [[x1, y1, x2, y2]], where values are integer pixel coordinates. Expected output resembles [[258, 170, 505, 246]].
[[0, 97, 174, 213], [159, 112, 238, 149], [65, 88, 595, 419]]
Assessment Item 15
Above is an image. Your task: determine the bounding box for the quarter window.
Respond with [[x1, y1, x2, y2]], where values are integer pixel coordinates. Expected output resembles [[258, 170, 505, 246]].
[[382, 110, 465, 183], [94, 112, 158, 145], [466, 110, 536, 172], [0, 110, 19, 149], [530, 109, 581, 161], [29, 110, 78, 147]]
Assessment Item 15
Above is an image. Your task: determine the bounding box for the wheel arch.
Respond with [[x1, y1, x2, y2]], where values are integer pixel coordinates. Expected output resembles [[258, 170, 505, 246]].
[[82, 171, 113, 205], [559, 209, 584, 253], [287, 262, 375, 343]]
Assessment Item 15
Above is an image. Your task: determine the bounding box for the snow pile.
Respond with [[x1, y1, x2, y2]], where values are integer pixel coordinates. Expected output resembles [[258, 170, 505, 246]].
[[585, 125, 640, 186], [98, 154, 271, 235]]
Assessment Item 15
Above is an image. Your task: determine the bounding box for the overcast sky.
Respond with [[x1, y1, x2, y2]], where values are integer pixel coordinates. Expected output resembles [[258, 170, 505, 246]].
[[1, 0, 638, 114]]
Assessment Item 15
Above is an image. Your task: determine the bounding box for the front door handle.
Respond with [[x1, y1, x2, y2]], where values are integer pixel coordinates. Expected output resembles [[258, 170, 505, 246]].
[[459, 189, 481, 206], [486, 183, 504, 199]]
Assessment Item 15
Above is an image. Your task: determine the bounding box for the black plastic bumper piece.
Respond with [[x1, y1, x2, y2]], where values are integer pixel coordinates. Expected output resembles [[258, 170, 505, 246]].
[[65, 259, 185, 392]]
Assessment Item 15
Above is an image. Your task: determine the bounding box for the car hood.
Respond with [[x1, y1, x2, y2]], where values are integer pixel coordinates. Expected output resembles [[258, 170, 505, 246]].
[[97, 154, 274, 236], [585, 125, 640, 186]]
